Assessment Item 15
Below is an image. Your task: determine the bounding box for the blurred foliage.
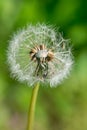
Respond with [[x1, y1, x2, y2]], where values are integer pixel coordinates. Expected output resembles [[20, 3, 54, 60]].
[[0, 0, 87, 130]]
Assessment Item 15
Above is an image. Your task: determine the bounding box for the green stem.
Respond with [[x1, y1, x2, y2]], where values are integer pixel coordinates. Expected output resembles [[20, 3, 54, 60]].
[[27, 82, 40, 130]]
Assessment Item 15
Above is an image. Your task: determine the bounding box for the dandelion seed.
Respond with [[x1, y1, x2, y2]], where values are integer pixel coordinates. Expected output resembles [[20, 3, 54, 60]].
[[7, 23, 73, 87]]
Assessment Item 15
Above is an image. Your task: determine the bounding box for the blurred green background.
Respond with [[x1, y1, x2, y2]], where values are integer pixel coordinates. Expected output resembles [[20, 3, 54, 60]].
[[0, 0, 87, 130]]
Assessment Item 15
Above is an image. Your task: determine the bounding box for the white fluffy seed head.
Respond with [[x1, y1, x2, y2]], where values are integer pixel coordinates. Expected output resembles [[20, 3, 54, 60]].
[[7, 23, 73, 87]]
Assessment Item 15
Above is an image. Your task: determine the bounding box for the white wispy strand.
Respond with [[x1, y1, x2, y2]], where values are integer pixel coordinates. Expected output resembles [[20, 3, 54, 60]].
[[7, 23, 73, 87]]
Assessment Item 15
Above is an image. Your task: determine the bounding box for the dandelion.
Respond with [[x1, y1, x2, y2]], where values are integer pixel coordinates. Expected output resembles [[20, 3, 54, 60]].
[[7, 24, 73, 87], [7, 23, 73, 130]]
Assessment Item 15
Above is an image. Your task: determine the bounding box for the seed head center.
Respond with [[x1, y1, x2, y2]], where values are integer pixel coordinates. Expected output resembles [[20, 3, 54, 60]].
[[36, 50, 48, 58], [29, 44, 54, 78], [30, 44, 54, 62]]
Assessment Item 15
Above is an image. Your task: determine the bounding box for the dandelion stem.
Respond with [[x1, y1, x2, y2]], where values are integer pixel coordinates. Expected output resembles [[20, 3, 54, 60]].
[[27, 82, 40, 130]]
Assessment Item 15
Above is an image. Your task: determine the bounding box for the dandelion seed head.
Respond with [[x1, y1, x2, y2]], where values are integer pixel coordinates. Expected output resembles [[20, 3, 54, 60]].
[[7, 23, 73, 87]]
